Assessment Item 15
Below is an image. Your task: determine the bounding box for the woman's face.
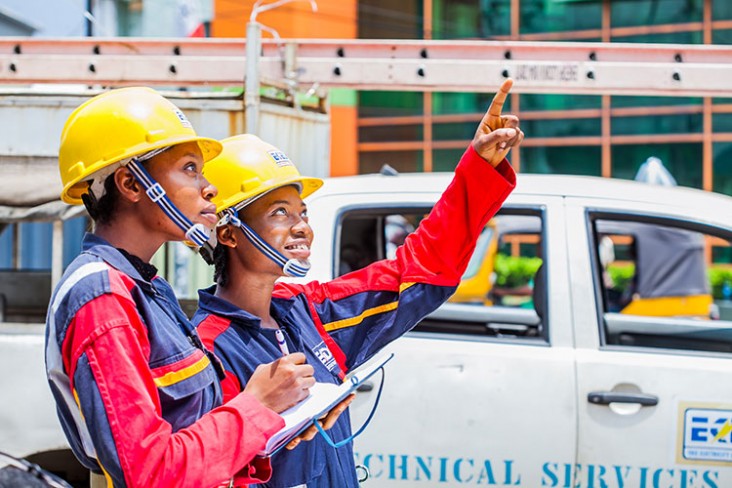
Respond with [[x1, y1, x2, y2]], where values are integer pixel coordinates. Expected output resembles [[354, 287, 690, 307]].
[[143, 141, 218, 240], [238, 185, 314, 275]]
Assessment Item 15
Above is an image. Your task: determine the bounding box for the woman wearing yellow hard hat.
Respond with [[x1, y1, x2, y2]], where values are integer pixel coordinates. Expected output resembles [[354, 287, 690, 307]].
[[46, 87, 316, 487], [193, 79, 523, 487]]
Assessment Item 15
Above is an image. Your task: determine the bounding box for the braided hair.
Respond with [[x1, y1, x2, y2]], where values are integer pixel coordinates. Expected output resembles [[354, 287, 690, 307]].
[[212, 242, 229, 287], [81, 174, 119, 225]]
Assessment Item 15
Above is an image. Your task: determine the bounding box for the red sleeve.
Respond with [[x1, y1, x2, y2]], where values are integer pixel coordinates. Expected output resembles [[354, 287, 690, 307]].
[[65, 294, 283, 488], [282, 146, 516, 302], [394, 147, 516, 285], [275, 147, 515, 370]]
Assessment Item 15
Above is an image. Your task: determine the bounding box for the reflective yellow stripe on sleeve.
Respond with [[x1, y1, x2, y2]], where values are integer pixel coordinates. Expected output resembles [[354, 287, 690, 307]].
[[323, 282, 417, 332], [323, 301, 399, 332], [152, 354, 211, 388]]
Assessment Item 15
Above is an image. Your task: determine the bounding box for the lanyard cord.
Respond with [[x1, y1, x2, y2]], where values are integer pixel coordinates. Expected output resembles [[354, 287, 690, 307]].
[[313, 367, 386, 449]]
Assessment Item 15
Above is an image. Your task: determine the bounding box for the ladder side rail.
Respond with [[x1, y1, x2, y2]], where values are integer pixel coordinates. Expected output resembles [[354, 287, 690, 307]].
[[1, 53, 731, 97], [2, 37, 732, 64]]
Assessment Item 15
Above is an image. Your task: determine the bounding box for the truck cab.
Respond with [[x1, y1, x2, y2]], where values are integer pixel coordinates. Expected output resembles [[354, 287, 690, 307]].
[[299, 171, 732, 488]]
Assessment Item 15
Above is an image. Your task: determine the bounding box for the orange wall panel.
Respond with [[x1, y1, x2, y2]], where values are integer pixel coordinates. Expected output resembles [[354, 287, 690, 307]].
[[329, 105, 358, 177], [213, 0, 356, 39]]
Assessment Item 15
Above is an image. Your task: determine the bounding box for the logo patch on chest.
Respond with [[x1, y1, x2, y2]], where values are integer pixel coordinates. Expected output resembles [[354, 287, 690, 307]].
[[311, 341, 338, 372]]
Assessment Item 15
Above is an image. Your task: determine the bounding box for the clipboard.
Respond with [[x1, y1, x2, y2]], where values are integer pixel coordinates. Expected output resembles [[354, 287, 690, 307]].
[[258, 352, 394, 457]]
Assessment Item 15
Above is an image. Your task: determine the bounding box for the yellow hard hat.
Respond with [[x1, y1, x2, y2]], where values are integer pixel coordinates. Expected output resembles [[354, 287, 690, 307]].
[[59, 86, 222, 205], [205, 134, 323, 214]]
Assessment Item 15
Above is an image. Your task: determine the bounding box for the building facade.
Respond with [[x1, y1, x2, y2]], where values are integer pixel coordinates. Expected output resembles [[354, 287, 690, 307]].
[[214, 0, 732, 196]]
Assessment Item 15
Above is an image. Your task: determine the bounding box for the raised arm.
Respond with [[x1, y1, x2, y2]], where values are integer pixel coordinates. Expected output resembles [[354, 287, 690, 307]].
[[277, 80, 523, 371]]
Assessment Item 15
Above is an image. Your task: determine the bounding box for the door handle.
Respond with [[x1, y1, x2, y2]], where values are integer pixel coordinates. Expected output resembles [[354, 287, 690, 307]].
[[356, 381, 374, 392], [587, 391, 658, 406]]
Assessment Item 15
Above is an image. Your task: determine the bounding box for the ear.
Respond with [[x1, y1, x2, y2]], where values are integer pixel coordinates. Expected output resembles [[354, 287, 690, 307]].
[[216, 225, 238, 249], [114, 167, 143, 203]]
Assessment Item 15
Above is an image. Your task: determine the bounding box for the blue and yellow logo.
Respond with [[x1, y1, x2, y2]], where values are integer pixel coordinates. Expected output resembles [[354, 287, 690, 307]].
[[683, 407, 732, 463]]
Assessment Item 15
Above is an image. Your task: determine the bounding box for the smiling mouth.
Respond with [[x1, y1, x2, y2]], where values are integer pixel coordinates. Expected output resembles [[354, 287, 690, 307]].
[[284, 243, 311, 258], [285, 244, 310, 251]]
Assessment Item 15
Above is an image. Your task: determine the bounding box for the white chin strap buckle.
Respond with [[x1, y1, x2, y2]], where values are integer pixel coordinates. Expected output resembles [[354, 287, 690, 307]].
[[283, 259, 311, 278], [185, 223, 212, 248]]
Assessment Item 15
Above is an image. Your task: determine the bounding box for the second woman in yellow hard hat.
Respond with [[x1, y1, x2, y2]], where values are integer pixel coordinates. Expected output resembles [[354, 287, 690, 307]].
[[193, 79, 523, 487], [46, 87, 317, 488]]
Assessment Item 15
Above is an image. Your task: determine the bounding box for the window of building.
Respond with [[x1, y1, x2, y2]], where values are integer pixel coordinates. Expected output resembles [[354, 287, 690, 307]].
[[712, 101, 732, 133], [520, 0, 602, 35], [433, 0, 511, 39], [714, 142, 732, 197], [611, 0, 703, 28], [433, 92, 497, 115], [713, 29, 732, 44], [713, 2, 732, 20], [359, 150, 425, 174], [611, 143, 703, 188], [433, 149, 465, 172], [522, 146, 602, 176], [524, 117, 601, 139], [432, 121, 475, 142], [611, 31, 703, 44], [358, 124, 424, 144], [358, 0, 423, 39], [353, 1, 730, 200], [521, 94, 601, 111]]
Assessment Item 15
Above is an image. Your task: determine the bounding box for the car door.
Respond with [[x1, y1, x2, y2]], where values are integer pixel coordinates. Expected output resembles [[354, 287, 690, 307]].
[[566, 197, 732, 488], [315, 191, 580, 487]]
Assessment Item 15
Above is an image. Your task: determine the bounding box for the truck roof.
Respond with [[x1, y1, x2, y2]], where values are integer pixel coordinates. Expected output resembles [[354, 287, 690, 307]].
[[313, 171, 732, 218]]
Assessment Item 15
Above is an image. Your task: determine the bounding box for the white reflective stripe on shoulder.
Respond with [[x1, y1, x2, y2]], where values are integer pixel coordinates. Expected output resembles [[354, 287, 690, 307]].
[[51, 261, 110, 313], [47, 260, 110, 461]]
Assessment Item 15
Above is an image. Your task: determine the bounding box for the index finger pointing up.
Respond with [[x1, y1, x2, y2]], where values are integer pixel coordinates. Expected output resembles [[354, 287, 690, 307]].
[[485, 78, 514, 129]]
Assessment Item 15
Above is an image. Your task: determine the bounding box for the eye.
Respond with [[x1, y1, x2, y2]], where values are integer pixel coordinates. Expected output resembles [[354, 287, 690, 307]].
[[300, 208, 309, 219], [184, 161, 198, 173], [273, 207, 288, 216]]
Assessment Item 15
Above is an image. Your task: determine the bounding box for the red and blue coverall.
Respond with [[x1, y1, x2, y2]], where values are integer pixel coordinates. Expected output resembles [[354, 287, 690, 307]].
[[45, 233, 282, 487], [192, 147, 516, 488]]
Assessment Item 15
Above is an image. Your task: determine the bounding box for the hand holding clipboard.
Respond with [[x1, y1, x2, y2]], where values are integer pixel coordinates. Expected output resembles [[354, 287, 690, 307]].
[[258, 352, 395, 457], [274, 328, 356, 451]]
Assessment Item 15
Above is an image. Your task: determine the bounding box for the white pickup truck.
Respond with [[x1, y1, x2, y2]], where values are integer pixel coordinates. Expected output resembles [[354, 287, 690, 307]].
[[298, 171, 732, 488], [3, 169, 732, 488]]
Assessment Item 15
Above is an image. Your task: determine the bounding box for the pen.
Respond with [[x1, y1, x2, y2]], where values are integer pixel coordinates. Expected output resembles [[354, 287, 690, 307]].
[[275, 328, 290, 356]]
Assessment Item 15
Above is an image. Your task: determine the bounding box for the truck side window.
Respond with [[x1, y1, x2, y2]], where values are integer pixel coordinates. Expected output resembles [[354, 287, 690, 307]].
[[336, 208, 546, 340], [592, 216, 732, 354]]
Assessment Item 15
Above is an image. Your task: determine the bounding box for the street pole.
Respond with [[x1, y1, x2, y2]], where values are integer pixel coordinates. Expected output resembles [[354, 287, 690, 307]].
[[246, 0, 317, 135], [245, 21, 262, 135], [86, 0, 93, 37]]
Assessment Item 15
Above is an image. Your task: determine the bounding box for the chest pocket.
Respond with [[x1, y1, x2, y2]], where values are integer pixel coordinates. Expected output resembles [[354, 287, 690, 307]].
[[151, 348, 217, 401]]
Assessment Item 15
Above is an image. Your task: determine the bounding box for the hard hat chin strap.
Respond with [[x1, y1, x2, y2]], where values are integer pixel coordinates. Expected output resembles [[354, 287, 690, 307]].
[[219, 208, 310, 278], [126, 157, 211, 247]]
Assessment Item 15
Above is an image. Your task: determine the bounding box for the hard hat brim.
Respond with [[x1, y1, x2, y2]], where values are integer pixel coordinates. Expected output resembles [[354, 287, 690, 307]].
[[220, 175, 324, 215], [61, 136, 223, 205]]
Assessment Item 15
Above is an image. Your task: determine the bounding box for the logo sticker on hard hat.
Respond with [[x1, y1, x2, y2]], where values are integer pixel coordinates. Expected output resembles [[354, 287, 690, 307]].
[[173, 109, 192, 129], [268, 150, 293, 168]]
